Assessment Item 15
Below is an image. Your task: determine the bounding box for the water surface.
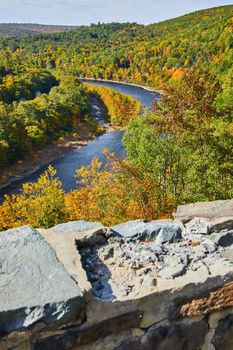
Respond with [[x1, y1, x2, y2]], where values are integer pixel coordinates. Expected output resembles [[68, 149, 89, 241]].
[[2, 81, 160, 197]]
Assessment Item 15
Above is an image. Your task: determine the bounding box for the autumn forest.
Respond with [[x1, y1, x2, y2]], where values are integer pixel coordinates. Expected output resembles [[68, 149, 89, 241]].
[[0, 5, 232, 229]]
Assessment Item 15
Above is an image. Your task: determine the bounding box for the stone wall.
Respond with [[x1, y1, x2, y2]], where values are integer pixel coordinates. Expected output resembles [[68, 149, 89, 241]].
[[0, 200, 233, 350]]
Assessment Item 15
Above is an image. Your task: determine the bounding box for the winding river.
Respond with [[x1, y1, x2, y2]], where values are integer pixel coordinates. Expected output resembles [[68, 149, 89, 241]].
[[2, 81, 160, 196]]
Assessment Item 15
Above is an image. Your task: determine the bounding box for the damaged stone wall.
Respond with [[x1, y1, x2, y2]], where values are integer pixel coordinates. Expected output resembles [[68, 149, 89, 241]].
[[1, 200, 233, 350]]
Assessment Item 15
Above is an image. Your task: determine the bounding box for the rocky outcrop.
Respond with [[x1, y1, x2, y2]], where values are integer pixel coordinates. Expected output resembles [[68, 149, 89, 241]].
[[212, 313, 233, 350], [183, 217, 233, 235], [0, 226, 84, 347], [111, 219, 182, 244], [1, 199, 233, 349], [174, 199, 233, 222], [114, 319, 209, 350], [51, 220, 104, 233]]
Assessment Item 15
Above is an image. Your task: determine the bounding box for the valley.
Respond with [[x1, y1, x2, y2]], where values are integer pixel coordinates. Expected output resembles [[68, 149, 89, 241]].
[[0, 4, 232, 229]]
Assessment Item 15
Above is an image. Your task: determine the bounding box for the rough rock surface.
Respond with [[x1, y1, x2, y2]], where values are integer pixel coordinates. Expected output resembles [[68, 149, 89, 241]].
[[111, 219, 182, 243], [174, 199, 233, 222], [221, 247, 233, 261], [0, 226, 84, 335], [34, 311, 143, 349], [1, 199, 233, 350], [38, 228, 93, 297], [51, 220, 104, 233], [114, 319, 209, 350], [212, 314, 233, 350], [184, 217, 233, 235], [174, 283, 233, 318], [210, 230, 233, 247], [80, 227, 231, 301]]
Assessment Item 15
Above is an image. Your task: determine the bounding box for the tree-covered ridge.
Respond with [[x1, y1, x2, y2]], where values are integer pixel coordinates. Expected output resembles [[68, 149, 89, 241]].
[[0, 6, 231, 88], [0, 22, 142, 49], [0, 23, 78, 37]]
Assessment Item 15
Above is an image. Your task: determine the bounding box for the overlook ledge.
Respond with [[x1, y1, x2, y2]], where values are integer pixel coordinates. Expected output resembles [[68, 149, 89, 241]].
[[1, 199, 233, 349]]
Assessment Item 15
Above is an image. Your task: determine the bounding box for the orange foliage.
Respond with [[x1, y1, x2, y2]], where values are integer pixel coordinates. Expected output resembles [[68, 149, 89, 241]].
[[0, 166, 65, 230], [0, 156, 175, 229], [85, 84, 141, 127], [163, 67, 186, 80], [65, 155, 157, 226]]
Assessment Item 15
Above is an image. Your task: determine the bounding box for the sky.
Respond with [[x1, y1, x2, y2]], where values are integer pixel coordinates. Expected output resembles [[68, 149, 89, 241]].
[[0, 0, 232, 26]]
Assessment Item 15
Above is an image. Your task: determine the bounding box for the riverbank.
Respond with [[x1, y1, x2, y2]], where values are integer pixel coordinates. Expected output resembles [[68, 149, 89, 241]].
[[0, 81, 159, 199], [80, 78, 163, 94], [0, 122, 108, 197], [0, 90, 113, 198]]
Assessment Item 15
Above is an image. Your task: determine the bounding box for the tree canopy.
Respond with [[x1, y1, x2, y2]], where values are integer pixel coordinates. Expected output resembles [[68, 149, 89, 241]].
[[0, 5, 232, 228]]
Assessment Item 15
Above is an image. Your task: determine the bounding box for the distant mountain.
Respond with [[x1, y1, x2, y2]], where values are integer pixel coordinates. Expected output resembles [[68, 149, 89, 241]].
[[0, 23, 78, 37]]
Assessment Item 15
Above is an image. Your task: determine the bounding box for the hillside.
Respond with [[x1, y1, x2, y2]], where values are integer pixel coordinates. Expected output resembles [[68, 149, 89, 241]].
[[0, 23, 78, 37], [0, 5, 232, 227], [0, 5, 231, 88]]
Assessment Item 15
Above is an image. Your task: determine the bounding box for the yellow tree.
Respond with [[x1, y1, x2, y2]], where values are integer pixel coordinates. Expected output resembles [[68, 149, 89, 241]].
[[0, 166, 66, 230], [65, 154, 157, 226]]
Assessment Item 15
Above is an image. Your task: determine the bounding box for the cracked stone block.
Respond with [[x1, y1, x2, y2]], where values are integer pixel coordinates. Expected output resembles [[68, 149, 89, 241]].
[[0, 226, 84, 334], [174, 199, 233, 223], [51, 221, 104, 233], [111, 219, 182, 243]]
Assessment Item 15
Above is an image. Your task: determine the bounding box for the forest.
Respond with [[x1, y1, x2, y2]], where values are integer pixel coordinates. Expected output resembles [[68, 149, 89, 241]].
[[0, 23, 77, 37], [0, 5, 232, 229], [0, 6, 231, 88], [0, 74, 90, 168], [85, 84, 141, 126]]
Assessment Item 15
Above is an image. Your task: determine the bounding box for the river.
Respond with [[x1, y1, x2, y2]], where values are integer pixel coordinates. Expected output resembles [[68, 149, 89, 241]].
[[2, 81, 160, 196]]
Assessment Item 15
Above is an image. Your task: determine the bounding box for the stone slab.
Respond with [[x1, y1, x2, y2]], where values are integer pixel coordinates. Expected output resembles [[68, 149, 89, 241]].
[[51, 221, 104, 233], [209, 231, 233, 247], [174, 200, 233, 223], [111, 219, 182, 243], [0, 226, 84, 334], [39, 228, 93, 299], [184, 217, 233, 235], [221, 248, 233, 262]]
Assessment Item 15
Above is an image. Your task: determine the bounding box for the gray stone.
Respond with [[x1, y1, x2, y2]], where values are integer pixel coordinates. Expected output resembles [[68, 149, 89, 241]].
[[111, 219, 147, 238], [212, 314, 233, 350], [34, 311, 143, 349], [111, 220, 182, 244], [209, 230, 233, 247], [184, 217, 210, 234], [39, 228, 93, 299], [209, 217, 233, 233], [159, 255, 187, 279], [75, 229, 106, 248], [0, 226, 84, 334], [221, 248, 233, 262], [174, 199, 233, 223], [51, 221, 104, 233], [184, 217, 233, 236], [115, 319, 209, 350]]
